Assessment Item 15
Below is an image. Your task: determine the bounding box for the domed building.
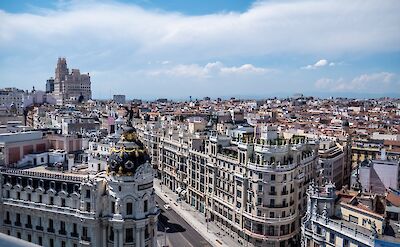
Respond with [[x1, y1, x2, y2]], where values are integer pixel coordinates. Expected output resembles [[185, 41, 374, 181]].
[[105, 126, 159, 247], [0, 125, 159, 247]]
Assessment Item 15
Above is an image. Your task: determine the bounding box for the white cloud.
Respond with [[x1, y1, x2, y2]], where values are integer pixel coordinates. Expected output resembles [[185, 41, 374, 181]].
[[0, 0, 399, 97], [315, 72, 399, 92], [302, 59, 331, 69], [146, 62, 272, 78], [0, 0, 399, 59], [315, 59, 328, 67]]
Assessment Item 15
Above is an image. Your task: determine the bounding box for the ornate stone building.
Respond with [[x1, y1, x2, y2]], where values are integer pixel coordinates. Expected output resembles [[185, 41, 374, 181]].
[[0, 126, 159, 247], [137, 121, 319, 247], [53, 58, 92, 105]]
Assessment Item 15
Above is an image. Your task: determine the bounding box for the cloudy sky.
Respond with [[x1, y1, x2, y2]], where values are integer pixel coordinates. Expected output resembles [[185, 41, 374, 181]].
[[1, 0, 400, 100]]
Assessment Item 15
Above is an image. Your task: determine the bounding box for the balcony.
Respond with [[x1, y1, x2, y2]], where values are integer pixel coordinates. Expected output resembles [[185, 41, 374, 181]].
[[25, 224, 32, 229], [71, 232, 79, 238], [47, 228, 55, 233], [4, 220, 11, 225], [14, 222, 21, 227], [269, 191, 277, 196], [81, 236, 91, 242], [266, 203, 288, 208], [281, 191, 288, 195], [36, 226, 43, 231], [59, 229, 67, 235]]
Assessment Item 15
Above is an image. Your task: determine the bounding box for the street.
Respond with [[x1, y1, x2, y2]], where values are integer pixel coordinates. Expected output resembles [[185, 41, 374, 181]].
[[156, 195, 212, 247]]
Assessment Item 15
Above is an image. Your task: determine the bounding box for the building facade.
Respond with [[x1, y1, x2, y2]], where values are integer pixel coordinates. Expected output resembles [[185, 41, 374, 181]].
[[53, 58, 92, 104], [46, 78, 55, 94], [0, 87, 25, 115], [0, 127, 159, 247], [137, 121, 319, 247], [301, 182, 400, 247], [113, 95, 126, 105]]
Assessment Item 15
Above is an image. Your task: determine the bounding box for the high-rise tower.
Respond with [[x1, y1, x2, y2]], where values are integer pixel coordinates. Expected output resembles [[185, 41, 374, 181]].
[[55, 57, 69, 82], [52, 58, 92, 105]]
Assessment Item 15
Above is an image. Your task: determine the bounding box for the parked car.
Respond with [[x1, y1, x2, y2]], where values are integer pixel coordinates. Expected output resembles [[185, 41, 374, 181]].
[[164, 204, 171, 210]]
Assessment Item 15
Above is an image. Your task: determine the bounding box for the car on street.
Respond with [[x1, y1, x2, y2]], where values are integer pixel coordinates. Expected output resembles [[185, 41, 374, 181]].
[[164, 204, 171, 210]]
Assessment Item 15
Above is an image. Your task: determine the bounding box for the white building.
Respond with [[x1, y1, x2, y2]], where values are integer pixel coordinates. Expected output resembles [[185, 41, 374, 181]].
[[0, 88, 25, 115], [137, 121, 319, 247], [0, 127, 159, 247]]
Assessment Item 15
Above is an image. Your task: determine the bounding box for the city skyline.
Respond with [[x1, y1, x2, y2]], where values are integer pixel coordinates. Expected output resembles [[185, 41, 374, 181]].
[[1, 0, 400, 99]]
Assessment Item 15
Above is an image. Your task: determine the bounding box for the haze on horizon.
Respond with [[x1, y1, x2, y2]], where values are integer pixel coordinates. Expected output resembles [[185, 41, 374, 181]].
[[0, 0, 400, 100]]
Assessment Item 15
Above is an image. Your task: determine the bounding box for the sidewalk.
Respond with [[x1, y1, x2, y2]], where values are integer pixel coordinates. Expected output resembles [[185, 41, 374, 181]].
[[154, 179, 242, 247]]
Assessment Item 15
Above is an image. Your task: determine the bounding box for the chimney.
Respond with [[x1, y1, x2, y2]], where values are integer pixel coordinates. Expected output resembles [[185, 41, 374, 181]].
[[68, 154, 74, 172]]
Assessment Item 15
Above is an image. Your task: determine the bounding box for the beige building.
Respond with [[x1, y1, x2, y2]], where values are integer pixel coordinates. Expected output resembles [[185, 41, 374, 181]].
[[137, 121, 319, 247], [53, 58, 92, 105]]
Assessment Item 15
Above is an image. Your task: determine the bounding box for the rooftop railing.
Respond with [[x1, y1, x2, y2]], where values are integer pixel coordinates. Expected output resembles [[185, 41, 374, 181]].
[[0, 168, 85, 182]]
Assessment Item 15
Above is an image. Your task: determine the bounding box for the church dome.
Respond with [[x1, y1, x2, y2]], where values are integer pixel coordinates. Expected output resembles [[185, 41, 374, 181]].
[[107, 126, 150, 176]]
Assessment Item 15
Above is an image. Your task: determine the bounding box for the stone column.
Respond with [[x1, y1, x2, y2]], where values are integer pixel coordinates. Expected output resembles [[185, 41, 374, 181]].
[[136, 227, 141, 247], [118, 229, 123, 247], [102, 227, 107, 246], [113, 229, 118, 247], [140, 228, 145, 247], [153, 221, 158, 247]]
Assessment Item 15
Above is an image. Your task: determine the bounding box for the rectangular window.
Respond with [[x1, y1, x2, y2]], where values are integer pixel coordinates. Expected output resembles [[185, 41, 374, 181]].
[[349, 215, 358, 224], [271, 174, 275, 181], [17, 192, 20, 200], [73, 223, 78, 234], [28, 234, 31, 242], [50, 238, 54, 247], [39, 195, 42, 203], [144, 200, 148, 212], [38, 236, 42, 246], [28, 193, 31, 201], [111, 202, 115, 214], [109, 227, 114, 241], [145, 225, 149, 239], [86, 202, 91, 212], [83, 227, 88, 237], [50, 196, 54, 205], [330, 232, 335, 244], [126, 228, 133, 242], [86, 190, 90, 198], [16, 213, 21, 223], [126, 203, 133, 215], [61, 198, 66, 207]]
